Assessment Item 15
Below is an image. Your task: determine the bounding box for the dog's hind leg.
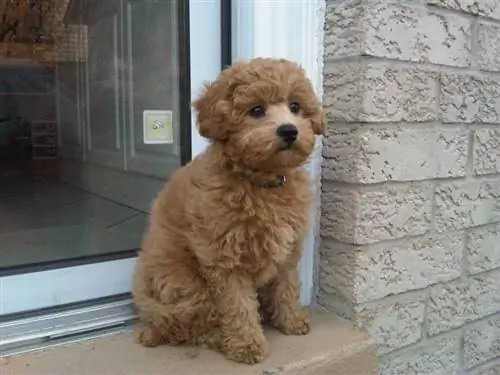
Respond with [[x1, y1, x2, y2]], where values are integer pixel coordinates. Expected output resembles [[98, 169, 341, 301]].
[[134, 298, 207, 347], [132, 255, 213, 347]]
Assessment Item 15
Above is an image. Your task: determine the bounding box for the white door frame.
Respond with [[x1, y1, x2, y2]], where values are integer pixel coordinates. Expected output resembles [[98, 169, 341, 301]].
[[232, 0, 325, 306]]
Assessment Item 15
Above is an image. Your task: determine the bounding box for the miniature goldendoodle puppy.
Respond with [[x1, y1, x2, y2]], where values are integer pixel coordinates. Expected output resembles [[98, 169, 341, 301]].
[[132, 57, 325, 365]]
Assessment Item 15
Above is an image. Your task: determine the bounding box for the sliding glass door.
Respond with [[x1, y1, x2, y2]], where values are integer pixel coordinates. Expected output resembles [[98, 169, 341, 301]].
[[0, 0, 221, 317]]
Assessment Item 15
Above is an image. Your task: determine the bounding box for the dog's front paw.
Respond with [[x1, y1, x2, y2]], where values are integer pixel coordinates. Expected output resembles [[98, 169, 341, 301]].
[[275, 310, 310, 336], [136, 323, 164, 347], [221, 333, 269, 364]]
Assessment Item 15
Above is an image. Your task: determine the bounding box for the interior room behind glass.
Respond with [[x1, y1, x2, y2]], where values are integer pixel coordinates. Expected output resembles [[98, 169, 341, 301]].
[[0, 0, 182, 270]]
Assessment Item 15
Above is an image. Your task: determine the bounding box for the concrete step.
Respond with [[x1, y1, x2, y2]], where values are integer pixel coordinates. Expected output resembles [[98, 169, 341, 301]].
[[1, 312, 379, 375]]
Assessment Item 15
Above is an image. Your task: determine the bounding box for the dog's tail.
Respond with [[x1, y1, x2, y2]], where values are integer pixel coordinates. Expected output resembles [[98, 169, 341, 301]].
[[133, 292, 184, 330], [132, 270, 176, 330], [132, 268, 201, 334]]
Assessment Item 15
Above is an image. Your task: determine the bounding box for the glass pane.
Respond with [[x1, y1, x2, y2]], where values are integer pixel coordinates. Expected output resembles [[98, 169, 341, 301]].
[[0, 0, 184, 270]]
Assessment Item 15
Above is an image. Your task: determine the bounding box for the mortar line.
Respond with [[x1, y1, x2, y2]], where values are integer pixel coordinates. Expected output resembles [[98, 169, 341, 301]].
[[465, 127, 476, 180], [422, 287, 432, 340], [324, 54, 500, 77], [461, 230, 470, 280], [322, 173, 500, 190]]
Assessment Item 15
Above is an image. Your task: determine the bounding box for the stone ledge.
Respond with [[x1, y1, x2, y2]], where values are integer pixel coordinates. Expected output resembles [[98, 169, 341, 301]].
[[1, 312, 378, 375]]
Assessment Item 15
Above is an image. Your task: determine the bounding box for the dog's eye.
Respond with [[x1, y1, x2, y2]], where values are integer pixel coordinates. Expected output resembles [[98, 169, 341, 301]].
[[289, 102, 301, 114], [249, 105, 266, 118]]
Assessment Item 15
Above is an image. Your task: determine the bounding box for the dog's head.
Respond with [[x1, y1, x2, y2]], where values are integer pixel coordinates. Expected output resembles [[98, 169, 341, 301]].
[[193, 58, 325, 171]]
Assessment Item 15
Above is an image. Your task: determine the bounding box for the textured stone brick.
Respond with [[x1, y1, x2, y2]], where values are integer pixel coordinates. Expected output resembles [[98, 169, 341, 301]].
[[427, 271, 500, 335], [464, 315, 500, 369], [380, 335, 459, 375], [319, 234, 462, 303], [478, 365, 500, 375], [322, 126, 468, 183], [317, 289, 426, 355], [325, 0, 472, 67], [324, 0, 363, 59], [354, 293, 425, 355], [434, 180, 500, 232], [323, 62, 438, 123], [440, 73, 500, 123], [321, 182, 433, 244], [467, 224, 500, 274], [477, 22, 500, 72], [316, 287, 356, 319], [427, 0, 500, 21], [365, 3, 471, 67], [474, 128, 500, 175]]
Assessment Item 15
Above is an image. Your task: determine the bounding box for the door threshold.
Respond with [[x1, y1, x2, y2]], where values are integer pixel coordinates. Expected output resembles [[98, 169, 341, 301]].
[[1, 299, 136, 357]]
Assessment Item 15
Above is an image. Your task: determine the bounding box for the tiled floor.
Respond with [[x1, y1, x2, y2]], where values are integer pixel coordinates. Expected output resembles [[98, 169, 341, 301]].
[[0, 177, 146, 269]]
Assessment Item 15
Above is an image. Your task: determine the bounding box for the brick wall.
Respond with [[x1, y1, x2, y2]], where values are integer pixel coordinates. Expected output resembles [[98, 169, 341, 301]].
[[318, 0, 500, 374]]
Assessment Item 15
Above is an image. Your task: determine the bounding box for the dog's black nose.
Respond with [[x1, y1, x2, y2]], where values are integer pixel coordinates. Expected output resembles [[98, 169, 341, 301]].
[[276, 124, 298, 143]]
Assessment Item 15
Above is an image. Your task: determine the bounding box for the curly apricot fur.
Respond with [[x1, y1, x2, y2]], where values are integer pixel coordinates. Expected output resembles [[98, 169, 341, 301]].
[[132, 58, 324, 364]]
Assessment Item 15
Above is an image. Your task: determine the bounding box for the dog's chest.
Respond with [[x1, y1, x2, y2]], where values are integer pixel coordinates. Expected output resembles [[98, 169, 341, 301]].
[[227, 188, 310, 284], [244, 207, 298, 261]]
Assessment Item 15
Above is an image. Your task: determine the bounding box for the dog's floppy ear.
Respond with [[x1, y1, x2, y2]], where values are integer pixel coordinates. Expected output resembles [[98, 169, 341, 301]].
[[193, 81, 231, 141], [311, 108, 326, 135]]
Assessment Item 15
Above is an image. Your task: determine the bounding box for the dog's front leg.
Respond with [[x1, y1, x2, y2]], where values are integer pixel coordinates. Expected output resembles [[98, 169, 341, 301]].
[[260, 265, 310, 336], [207, 271, 268, 364]]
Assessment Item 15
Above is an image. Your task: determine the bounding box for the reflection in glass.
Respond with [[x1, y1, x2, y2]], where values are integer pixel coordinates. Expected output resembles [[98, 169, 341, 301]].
[[0, 0, 182, 270]]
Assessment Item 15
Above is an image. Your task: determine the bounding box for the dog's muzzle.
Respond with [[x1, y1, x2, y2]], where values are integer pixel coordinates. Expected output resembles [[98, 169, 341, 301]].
[[276, 124, 298, 145]]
